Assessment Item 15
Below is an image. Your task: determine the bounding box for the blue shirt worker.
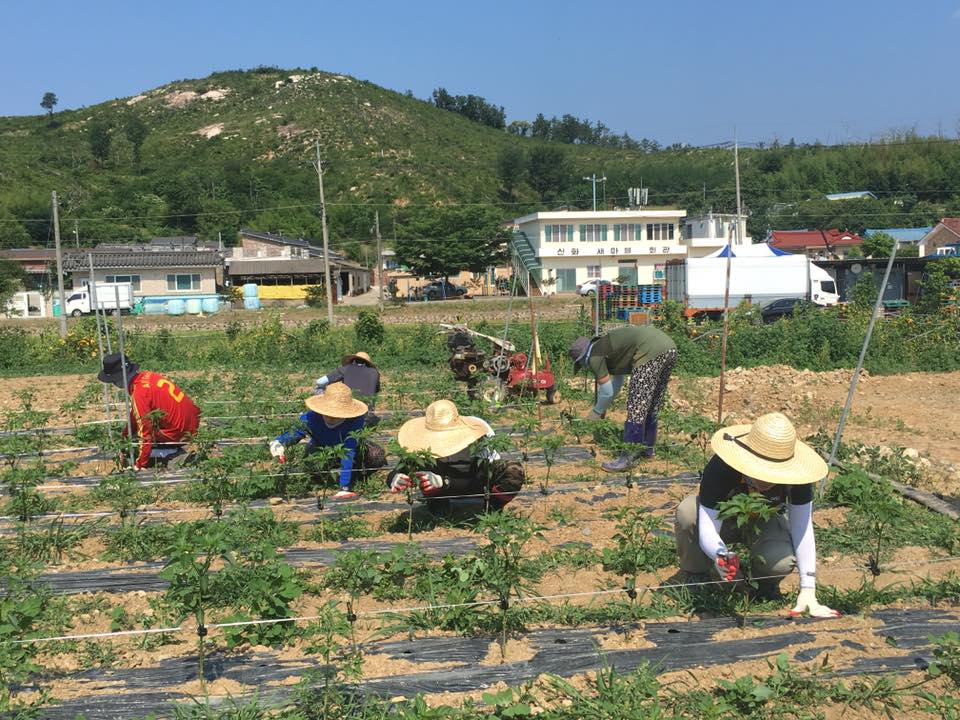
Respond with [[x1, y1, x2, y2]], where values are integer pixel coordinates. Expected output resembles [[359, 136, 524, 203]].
[[270, 383, 382, 500]]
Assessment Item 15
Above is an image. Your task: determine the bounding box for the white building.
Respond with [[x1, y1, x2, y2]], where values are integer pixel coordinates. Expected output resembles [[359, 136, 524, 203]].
[[510, 209, 749, 294]]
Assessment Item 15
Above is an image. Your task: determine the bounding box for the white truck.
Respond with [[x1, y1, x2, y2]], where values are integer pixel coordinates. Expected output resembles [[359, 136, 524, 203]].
[[665, 255, 838, 317], [64, 282, 134, 317]]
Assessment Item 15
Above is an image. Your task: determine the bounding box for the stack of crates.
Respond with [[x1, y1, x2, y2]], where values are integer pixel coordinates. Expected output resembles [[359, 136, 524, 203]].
[[603, 285, 663, 320]]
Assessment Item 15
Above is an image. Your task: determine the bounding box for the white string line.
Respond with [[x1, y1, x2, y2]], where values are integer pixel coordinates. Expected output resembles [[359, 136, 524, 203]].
[[13, 550, 960, 647]]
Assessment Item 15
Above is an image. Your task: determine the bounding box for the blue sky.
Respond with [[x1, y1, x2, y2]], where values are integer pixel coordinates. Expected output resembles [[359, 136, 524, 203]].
[[4, 0, 959, 145]]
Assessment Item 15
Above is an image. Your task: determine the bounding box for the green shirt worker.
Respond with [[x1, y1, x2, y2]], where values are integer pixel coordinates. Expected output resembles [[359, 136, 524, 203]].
[[674, 412, 839, 618], [569, 326, 677, 472]]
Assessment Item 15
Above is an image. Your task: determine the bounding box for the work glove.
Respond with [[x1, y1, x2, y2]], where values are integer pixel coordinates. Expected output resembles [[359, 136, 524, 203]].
[[714, 551, 740, 583], [269, 440, 286, 463], [389, 473, 414, 493], [416, 471, 447, 496], [789, 587, 840, 619]]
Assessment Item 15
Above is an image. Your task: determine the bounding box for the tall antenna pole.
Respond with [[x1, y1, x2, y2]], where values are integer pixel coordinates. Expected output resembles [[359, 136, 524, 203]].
[[717, 137, 742, 424], [313, 140, 335, 324], [375, 210, 384, 313], [51, 191, 68, 338]]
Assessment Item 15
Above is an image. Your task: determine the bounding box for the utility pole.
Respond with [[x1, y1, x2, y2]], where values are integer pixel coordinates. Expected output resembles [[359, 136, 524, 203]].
[[375, 210, 383, 313], [51, 191, 68, 338], [582, 174, 607, 212], [717, 137, 743, 424], [313, 140, 335, 324], [74, 219, 79, 248]]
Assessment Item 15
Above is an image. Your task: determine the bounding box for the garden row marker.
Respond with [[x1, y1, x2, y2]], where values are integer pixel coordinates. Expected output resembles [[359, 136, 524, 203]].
[[113, 284, 137, 467], [823, 240, 900, 493]]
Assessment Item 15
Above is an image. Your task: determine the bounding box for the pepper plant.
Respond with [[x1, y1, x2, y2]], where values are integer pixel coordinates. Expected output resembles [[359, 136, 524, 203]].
[[535, 430, 565, 495], [388, 439, 436, 538], [602, 508, 672, 617], [716, 492, 779, 627]]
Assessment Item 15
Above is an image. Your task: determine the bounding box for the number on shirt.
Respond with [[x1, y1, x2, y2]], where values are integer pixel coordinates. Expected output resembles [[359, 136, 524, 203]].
[[156, 378, 185, 403]]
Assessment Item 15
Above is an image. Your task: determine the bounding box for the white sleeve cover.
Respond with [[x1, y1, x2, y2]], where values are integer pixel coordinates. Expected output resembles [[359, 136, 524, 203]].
[[593, 380, 616, 414], [788, 501, 817, 589], [314, 375, 330, 387], [474, 419, 500, 461], [697, 503, 726, 560]]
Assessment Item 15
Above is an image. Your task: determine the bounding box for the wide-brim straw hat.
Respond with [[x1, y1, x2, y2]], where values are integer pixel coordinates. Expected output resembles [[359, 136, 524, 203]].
[[710, 412, 827, 485], [397, 399, 488, 457], [305, 382, 368, 419], [342, 351, 376, 368]]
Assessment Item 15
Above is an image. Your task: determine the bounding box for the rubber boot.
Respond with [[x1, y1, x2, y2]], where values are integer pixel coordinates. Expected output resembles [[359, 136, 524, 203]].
[[601, 421, 645, 473], [642, 416, 658, 458]]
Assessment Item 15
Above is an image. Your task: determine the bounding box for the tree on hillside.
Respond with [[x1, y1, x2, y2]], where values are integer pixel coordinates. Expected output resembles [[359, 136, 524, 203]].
[[431, 87, 506, 130], [88, 121, 112, 167], [496, 145, 526, 200], [125, 114, 149, 167], [527, 145, 570, 202], [40, 92, 57, 126], [862, 231, 896, 258], [0, 259, 26, 310], [394, 206, 506, 279], [531, 113, 550, 139]]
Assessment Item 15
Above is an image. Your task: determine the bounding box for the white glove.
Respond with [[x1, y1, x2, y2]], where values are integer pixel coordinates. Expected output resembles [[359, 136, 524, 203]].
[[269, 440, 286, 460], [416, 471, 446, 496], [390, 473, 413, 493], [789, 587, 840, 619]]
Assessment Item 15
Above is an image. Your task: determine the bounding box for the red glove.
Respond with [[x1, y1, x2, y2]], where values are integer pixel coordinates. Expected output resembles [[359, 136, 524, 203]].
[[416, 471, 446, 496], [714, 552, 740, 582]]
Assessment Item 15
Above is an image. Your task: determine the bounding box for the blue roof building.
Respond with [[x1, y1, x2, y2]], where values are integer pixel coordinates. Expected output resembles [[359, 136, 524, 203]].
[[864, 227, 932, 244]]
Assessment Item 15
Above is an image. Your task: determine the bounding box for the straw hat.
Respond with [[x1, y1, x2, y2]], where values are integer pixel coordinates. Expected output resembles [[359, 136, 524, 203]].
[[342, 351, 376, 368], [710, 412, 827, 485], [305, 382, 368, 419], [397, 400, 489, 457]]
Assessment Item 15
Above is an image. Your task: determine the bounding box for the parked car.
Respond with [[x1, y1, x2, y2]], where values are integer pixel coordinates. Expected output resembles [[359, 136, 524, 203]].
[[759, 297, 807, 323], [577, 279, 617, 297], [421, 280, 467, 300]]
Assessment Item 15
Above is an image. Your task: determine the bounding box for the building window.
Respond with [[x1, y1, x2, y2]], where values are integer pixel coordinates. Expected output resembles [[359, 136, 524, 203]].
[[544, 224, 572, 242], [613, 224, 643, 242], [586, 265, 601, 279], [105, 274, 141, 291], [580, 224, 607, 242], [648, 223, 675, 241], [167, 273, 202, 291]]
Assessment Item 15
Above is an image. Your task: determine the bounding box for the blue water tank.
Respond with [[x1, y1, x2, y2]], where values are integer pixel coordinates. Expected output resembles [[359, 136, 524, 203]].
[[185, 298, 203, 315], [201, 297, 220, 314], [167, 299, 186, 315], [243, 297, 261, 311], [242, 283, 259, 298], [143, 302, 166, 315]]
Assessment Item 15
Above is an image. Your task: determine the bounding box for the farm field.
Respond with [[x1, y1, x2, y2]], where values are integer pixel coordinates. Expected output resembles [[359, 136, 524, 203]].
[[2, 312, 960, 719]]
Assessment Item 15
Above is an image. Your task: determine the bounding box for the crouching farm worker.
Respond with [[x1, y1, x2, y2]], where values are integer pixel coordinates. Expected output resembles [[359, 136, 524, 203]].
[[674, 412, 840, 618], [270, 383, 385, 501], [569, 326, 677, 472], [97, 353, 201, 470], [314, 350, 382, 427], [387, 399, 525, 513]]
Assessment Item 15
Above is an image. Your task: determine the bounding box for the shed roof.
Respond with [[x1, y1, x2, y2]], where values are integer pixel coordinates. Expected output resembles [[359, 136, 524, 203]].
[[768, 229, 863, 249], [228, 258, 329, 276], [62, 249, 221, 271]]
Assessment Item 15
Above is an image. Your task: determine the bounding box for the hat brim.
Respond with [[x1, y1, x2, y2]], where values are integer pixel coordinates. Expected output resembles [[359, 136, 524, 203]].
[[97, 363, 139, 388], [710, 424, 827, 486], [342, 353, 376, 368], [304, 393, 368, 419], [397, 415, 488, 457]]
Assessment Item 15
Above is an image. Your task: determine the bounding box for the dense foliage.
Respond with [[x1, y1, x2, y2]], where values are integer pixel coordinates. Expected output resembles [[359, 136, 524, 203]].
[[2, 302, 957, 377], [3, 68, 960, 262]]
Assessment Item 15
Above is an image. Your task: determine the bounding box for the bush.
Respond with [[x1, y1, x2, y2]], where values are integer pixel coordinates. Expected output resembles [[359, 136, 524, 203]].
[[354, 309, 384, 346], [304, 284, 326, 308]]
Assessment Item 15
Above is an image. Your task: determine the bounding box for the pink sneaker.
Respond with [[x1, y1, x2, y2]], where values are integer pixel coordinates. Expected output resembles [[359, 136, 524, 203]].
[[331, 489, 358, 501]]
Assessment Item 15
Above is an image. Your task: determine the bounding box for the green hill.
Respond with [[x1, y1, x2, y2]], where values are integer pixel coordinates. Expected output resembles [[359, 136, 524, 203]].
[[2, 66, 960, 258]]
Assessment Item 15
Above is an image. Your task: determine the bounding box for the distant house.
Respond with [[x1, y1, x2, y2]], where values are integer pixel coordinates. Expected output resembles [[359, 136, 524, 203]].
[[767, 229, 863, 259], [919, 218, 960, 257], [825, 191, 877, 201], [62, 238, 221, 300], [864, 227, 932, 247], [0, 248, 55, 291], [226, 229, 370, 302]]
